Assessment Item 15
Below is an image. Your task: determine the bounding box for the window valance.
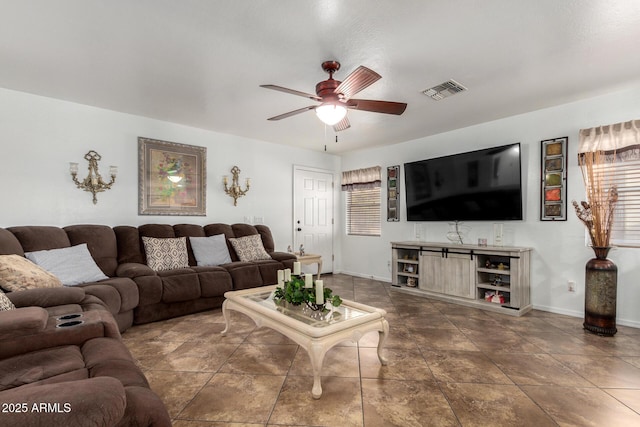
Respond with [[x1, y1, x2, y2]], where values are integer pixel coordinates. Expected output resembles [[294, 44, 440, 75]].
[[579, 119, 640, 162], [341, 166, 381, 191]]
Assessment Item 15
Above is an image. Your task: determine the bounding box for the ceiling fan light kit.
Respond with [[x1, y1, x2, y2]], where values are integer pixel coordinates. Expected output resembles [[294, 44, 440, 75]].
[[315, 103, 347, 126], [261, 61, 407, 132]]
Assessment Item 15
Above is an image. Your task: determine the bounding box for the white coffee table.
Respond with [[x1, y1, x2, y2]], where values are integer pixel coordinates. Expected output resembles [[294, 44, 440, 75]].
[[221, 285, 388, 399]]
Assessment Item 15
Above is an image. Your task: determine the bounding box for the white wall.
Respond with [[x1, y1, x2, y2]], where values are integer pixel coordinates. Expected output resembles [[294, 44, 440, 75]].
[[340, 85, 640, 328], [3, 85, 639, 327], [0, 88, 340, 253]]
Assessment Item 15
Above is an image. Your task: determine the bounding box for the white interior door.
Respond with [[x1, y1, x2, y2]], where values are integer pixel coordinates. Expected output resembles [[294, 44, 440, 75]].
[[293, 166, 334, 274]]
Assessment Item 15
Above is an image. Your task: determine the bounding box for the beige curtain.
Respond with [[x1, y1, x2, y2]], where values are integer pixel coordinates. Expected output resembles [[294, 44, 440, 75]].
[[341, 166, 381, 191], [579, 119, 640, 162]]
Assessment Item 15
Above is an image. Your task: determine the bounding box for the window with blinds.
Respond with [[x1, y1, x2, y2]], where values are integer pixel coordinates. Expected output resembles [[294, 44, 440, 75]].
[[603, 160, 640, 247], [346, 188, 381, 236], [578, 119, 640, 248]]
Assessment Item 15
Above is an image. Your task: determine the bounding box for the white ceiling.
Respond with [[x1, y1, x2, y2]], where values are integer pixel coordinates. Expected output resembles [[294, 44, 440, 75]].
[[2, 1, 640, 153]]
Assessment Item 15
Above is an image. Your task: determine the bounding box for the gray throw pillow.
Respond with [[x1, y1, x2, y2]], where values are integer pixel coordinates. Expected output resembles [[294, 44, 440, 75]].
[[189, 235, 232, 266], [25, 243, 108, 286]]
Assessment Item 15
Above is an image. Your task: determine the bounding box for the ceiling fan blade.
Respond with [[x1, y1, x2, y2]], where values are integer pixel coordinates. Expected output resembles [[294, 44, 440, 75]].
[[266, 106, 316, 121], [335, 66, 381, 99], [260, 84, 322, 101], [347, 99, 407, 115], [333, 116, 351, 132]]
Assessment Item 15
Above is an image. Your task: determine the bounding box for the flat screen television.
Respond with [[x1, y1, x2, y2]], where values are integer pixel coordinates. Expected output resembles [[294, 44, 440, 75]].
[[404, 143, 523, 221]]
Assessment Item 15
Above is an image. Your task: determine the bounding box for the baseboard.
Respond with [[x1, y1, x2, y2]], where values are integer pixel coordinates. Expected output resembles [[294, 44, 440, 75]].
[[336, 270, 391, 283], [532, 304, 582, 319], [533, 304, 640, 329]]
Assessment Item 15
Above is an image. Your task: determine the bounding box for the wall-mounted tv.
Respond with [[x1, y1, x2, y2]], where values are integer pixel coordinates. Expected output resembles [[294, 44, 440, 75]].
[[404, 143, 523, 221]]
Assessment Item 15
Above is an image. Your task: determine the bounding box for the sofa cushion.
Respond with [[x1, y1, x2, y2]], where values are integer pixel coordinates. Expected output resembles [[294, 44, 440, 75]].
[[7, 226, 71, 252], [0, 228, 25, 256], [0, 254, 63, 291], [141, 236, 189, 271], [228, 234, 272, 262], [25, 244, 109, 286], [6, 287, 86, 308], [189, 234, 232, 266], [64, 224, 119, 277], [0, 289, 16, 311], [0, 345, 85, 391], [0, 307, 48, 340]]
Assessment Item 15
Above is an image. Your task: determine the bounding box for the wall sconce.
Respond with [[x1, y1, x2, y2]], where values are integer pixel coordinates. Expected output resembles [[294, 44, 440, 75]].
[[70, 150, 117, 204], [223, 166, 250, 206]]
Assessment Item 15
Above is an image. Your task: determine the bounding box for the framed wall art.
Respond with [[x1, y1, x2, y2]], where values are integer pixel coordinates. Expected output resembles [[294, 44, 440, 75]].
[[387, 165, 400, 221], [540, 136, 568, 221], [138, 137, 207, 216]]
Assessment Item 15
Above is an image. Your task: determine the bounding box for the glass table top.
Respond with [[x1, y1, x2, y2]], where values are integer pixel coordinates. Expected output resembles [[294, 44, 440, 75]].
[[241, 289, 369, 328]]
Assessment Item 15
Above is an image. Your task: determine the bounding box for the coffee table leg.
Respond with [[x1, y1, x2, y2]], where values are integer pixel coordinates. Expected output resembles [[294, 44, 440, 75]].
[[308, 342, 327, 399], [377, 319, 389, 365], [221, 300, 231, 336]]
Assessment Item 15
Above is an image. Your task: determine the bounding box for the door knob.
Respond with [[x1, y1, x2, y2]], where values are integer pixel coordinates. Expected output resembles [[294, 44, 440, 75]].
[[297, 228, 302, 231]]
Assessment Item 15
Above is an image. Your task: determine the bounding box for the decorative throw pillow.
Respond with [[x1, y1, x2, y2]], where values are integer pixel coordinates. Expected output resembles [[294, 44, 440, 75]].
[[0, 254, 63, 291], [25, 244, 108, 286], [142, 236, 189, 271], [228, 234, 272, 262], [0, 289, 16, 311], [189, 234, 232, 266]]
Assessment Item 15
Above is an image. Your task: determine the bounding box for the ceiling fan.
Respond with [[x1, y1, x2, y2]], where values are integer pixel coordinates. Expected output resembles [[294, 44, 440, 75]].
[[260, 61, 407, 132]]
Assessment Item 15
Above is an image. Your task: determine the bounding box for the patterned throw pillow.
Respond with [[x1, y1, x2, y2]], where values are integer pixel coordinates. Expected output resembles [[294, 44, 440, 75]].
[[228, 234, 272, 262], [142, 236, 189, 271], [0, 254, 63, 291], [0, 289, 16, 311]]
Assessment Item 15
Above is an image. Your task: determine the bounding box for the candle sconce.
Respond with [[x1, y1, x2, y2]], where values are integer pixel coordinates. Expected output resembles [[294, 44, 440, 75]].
[[223, 166, 250, 206], [70, 150, 117, 204]]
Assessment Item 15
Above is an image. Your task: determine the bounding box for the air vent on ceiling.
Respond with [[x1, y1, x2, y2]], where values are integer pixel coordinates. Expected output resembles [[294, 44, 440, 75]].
[[422, 79, 467, 100]]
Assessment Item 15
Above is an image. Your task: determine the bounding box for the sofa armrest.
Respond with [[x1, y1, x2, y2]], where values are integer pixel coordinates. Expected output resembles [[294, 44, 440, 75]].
[[0, 307, 48, 340], [7, 287, 86, 308], [270, 251, 297, 262], [0, 377, 126, 427], [116, 262, 156, 278]]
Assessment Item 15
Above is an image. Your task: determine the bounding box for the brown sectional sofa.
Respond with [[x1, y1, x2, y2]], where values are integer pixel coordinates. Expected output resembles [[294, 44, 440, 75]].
[[2, 226, 139, 332], [114, 223, 296, 325], [0, 223, 296, 331], [0, 222, 295, 426], [1, 287, 171, 426]]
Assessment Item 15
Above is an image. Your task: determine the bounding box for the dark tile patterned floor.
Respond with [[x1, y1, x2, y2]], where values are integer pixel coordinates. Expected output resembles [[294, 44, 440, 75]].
[[122, 274, 640, 426]]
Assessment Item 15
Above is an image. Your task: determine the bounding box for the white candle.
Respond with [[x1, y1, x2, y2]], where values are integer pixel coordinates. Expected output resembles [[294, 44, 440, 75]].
[[277, 269, 284, 286], [284, 268, 291, 282], [293, 262, 301, 275], [315, 280, 324, 305], [305, 273, 312, 288]]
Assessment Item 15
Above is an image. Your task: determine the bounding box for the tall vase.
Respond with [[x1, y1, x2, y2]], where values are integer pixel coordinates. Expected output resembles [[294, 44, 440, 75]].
[[583, 246, 617, 336]]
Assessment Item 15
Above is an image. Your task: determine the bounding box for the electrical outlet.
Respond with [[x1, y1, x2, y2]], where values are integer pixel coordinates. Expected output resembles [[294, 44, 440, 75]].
[[568, 280, 576, 292]]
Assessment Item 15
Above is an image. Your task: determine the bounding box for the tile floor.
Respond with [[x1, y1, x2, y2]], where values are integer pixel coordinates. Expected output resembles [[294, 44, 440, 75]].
[[122, 274, 640, 426]]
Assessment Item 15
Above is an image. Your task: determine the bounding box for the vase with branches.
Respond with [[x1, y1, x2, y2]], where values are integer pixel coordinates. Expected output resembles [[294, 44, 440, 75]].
[[573, 150, 619, 253], [573, 149, 619, 336]]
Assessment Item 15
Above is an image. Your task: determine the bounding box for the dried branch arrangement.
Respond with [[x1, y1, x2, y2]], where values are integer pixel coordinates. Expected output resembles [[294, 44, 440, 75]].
[[573, 150, 618, 248]]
